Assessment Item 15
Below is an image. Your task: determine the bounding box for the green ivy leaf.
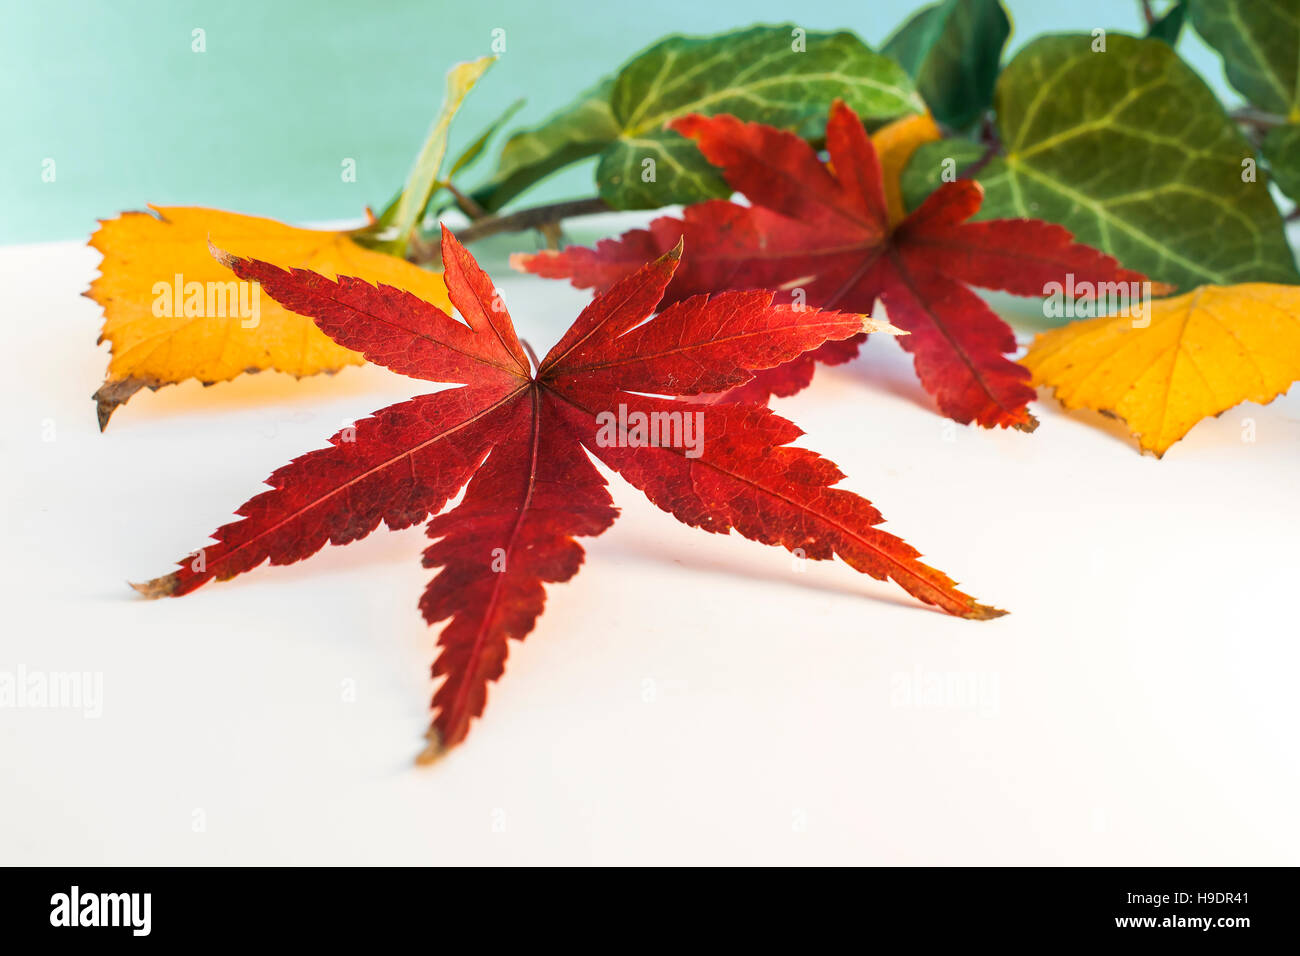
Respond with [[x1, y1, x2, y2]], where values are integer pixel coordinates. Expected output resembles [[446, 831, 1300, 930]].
[[1188, 0, 1299, 118], [901, 34, 1298, 289], [598, 24, 922, 209], [596, 133, 728, 210], [882, 0, 1010, 131], [472, 24, 922, 213], [470, 78, 621, 213], [1262, 123, 1300, 200], [900, 137, 985, 203], [1146, 1, 1186, 46], [1190, 1, 1300, 206]]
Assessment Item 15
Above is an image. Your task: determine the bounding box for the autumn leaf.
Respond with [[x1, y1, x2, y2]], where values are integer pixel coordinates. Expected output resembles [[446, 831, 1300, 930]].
[[89, 57, 492, 429], [87, 206, 452, 429], [515, 100, 1151, 429], [1022, 284, 1300, 456], [134, 226, 1004, 761]]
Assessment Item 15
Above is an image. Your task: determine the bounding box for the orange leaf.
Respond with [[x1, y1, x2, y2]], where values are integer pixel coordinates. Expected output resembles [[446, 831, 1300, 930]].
[[87, 206, 450, 428], [870, 112, 940, 227]]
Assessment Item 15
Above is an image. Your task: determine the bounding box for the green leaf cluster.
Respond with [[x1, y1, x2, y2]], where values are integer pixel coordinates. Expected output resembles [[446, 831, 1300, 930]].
[[895, 1, 1300, 290], [364, 2, 1300, 292], [472, 24, 924, 211]]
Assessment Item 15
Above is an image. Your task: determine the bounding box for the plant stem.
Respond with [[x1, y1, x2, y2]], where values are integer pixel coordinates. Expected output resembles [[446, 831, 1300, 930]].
[[962, 116, 1002, 180], [411, 197, 611, 263], [1231, 107, 1288, 130], [444, 182, 486, 220]]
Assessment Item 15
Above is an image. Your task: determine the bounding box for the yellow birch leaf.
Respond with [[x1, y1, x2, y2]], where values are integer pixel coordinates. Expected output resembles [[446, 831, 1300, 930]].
[[87, 206, 451, 428], [1022, 284, 1300, 456], [870, 111, 941, 227]]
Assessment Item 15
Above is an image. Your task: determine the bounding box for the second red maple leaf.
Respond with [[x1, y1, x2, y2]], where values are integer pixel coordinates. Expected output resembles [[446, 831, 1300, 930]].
[[515, 100, 1157, 430]]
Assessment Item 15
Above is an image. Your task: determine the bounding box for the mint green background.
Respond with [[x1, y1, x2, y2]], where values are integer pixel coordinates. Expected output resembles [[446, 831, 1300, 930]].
[[3, 0, 1237, 244]]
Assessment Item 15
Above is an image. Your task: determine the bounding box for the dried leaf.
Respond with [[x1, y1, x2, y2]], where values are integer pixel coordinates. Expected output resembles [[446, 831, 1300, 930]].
[[1023, 284, 1300, 456], [137, 227, 1003, 760], [517, 101, 1151, 429], [88, 206, 450, 428]]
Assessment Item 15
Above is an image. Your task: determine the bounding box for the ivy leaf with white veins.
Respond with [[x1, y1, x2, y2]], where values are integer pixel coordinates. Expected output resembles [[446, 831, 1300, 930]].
[[1187, 0, 1300, 118], [900, 33, 1299, 291], [1189, 0, 1300, 201], [882, 0, 1011, 131]]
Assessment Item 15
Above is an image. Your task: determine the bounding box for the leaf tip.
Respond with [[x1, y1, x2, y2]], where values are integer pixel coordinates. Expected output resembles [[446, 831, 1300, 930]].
[[965, 602, 1009, 621], [642, 237, 684, 283], [508, 250, 545, 273], [666, 112, 705, 139], [861, 313, 905, 336], [437, 222, 469, 263], [130, 572, 181, 600], [415, 726, 446, 766], [206, 237, 238, 270], [1012, 413, 1040, 433], [93, 377, 153, 431], [95, 398, 115, 432]]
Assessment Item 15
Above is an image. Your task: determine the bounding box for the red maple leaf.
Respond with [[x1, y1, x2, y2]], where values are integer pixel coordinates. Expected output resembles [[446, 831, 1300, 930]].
[[136, 227, 1004, 761], [514, 100, 1158, 430]]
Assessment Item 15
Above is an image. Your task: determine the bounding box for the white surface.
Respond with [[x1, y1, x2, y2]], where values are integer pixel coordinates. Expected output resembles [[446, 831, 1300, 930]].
[[1, 217, 1298, 865]]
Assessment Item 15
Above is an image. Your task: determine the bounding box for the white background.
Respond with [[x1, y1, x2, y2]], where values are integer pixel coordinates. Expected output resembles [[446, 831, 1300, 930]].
[[2, 214, 1298, 865]]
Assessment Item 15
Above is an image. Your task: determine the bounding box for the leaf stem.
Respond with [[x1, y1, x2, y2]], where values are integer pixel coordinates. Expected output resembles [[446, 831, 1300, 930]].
[[1231, 107, 1288, 130], [962, 116, 1002, 180], [445, 181, 487, 220], [411, 197, 610, 263]]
